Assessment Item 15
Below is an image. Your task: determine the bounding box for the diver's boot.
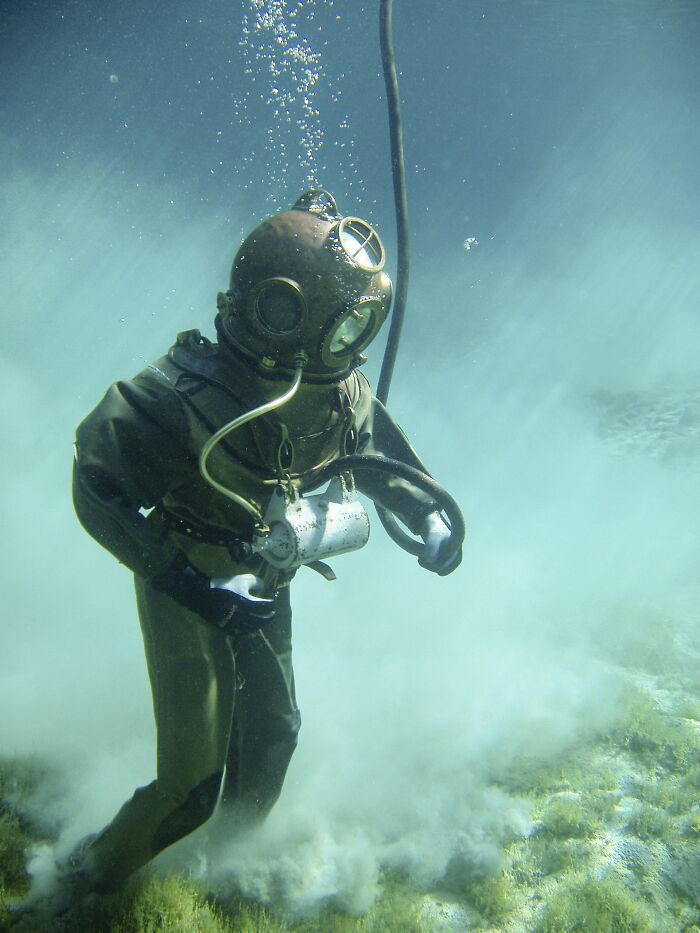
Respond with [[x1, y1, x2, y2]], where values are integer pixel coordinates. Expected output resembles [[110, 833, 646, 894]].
[[5, 878, 97, 932], [5, 836, 102, 932]]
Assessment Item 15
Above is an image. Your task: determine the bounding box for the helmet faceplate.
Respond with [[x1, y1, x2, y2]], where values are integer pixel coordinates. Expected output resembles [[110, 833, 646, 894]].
[[218, 190, 392, 381]]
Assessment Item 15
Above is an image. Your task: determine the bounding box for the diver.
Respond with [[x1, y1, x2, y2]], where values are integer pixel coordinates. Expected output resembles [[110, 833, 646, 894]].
[[29, 189, 462, 919]]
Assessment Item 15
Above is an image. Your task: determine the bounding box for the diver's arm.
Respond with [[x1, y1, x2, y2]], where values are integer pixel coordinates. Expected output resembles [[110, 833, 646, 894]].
[[352, 385, 440, 535], [72, 374, 190, 579], [73, 371, 281, 631], [349, 383, 461, 573]]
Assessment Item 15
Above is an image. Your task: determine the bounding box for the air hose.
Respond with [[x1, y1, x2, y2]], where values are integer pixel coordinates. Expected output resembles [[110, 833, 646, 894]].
[[375, 0, 465, 561], [377, 0, 408, 406], [198, 359, 305, 524], [306, 454, 465, 573]]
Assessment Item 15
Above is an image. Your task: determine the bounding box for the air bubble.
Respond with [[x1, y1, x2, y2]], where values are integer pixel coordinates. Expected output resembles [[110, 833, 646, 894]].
[[236, 0, 365, 203]]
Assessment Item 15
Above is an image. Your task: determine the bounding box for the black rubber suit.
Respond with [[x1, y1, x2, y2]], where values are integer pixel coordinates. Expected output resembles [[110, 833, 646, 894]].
[[71, 323, 439, 891]]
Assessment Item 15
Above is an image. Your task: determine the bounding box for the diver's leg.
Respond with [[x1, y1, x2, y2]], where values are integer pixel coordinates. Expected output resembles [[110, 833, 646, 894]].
[[80, 577, 236, 892], [220, 585, 301, 826]]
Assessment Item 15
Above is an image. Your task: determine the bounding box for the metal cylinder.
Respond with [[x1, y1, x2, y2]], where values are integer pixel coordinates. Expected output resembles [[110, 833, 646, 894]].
[[253, 478, 370, 571]]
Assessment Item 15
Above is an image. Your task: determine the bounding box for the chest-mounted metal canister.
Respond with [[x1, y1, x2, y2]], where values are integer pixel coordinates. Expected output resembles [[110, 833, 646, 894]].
[[252, 474, 370, 571]]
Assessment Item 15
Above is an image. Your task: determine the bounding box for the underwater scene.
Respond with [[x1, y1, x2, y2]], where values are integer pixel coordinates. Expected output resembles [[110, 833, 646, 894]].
[[1, 0, 700, 930]]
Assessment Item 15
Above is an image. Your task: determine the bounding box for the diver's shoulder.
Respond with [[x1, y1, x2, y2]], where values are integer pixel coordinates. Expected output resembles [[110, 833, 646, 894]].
[[75, 335, 206, 436], [128, 328, 222, 390], [165, 328, 245, 384], [167, 328, 217, 372], [116, 330, 216, 391]]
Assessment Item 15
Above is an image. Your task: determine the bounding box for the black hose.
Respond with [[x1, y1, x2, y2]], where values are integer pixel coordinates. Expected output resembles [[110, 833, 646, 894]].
[[376, 0, 463, 559], [371, 0, 467, 564], [306, 454, 465, 568], [376, 0, 419, 554], [377, 0, 409, 406]]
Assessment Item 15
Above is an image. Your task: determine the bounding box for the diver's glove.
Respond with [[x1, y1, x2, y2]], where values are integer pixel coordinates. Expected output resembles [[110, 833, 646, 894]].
[[418, 511, 462, 576], [150, 552, 275, 635]]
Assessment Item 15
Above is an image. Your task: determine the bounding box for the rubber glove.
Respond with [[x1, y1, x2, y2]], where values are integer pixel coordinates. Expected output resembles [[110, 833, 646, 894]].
[[418, 511, 462, 576], [151, 552, 275, 635]]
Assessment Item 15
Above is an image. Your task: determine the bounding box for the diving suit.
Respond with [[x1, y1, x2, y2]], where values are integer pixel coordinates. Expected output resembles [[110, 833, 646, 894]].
[[67, 189, 460, 895]]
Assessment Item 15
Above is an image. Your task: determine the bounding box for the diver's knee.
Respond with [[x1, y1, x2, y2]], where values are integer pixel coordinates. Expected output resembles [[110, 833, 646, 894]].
[[273, 708, 301, 752], [152, 770, 223, 852], [257, 707, 301, 743], [288, 707, 302, 740]]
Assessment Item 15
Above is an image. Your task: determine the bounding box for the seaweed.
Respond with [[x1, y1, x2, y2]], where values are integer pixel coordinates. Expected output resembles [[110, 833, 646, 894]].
[[535, 873, 654, 932]]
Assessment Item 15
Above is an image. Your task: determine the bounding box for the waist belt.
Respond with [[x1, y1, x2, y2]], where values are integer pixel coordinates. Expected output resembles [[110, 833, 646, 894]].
[[157, 508, 235, 547]]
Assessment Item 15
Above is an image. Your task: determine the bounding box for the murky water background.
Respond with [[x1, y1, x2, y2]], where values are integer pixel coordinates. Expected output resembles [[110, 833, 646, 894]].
[[1, 0, 700, 925]]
